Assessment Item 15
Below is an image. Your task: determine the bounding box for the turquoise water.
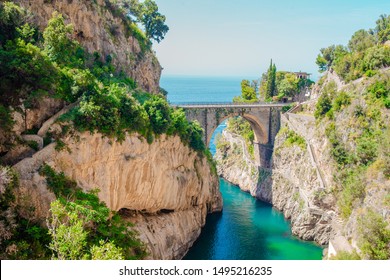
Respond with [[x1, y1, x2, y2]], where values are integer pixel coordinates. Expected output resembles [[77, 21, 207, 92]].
[[162, 75, 323, 260]]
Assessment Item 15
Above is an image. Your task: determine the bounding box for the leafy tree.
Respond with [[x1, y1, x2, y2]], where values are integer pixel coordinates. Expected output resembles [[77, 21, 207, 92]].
[[0, 1, 30, 45], [373, 14, 390, 44], [135, 0, 169, 43], [348, 29, 375, 52], [316, 54, 328, 73], [278, 73, 299, 97], [48, 200, 88, 260], [240, 79, 257, 101], [0, 39, 59, 109], [43, 12, 80, 65], [143, 95, 172, 134], [90, 240, 124, 260], [358, 209, 390, 260], [362, 45, 390, 71], [314, 91, 332, 119], [315, 45, 348, 72]]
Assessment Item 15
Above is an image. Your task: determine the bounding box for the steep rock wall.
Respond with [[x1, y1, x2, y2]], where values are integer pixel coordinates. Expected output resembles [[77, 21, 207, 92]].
[[15, 0, 161, 93], [214, 130, 272, 202], [271, 115, 336, 245], [215, 116, 336, 245], [13, 133, 222, 259]]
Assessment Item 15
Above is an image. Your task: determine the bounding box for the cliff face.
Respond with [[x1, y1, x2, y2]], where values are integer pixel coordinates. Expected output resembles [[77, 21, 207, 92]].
[[15, 0, 161, 93], [271, 115, 336, 245], [13, 132, 222, 259], [215, 130, 272, 202], [215, 70, 390, 255], [215, 124, 334, 245]]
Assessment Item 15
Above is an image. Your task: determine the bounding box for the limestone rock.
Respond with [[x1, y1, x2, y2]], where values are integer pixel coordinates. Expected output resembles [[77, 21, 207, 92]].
[[14, 0, 161, 93], [215, 130, 272, 202], [13, 133, 222, 259]]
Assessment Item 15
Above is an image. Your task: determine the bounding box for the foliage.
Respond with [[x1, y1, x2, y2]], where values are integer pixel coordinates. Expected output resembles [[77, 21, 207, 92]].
[[48, 200, 89, 260], [358, 209, 390, 260], [337, 167, 366, 218], [315, 45, 348, 73], [332, 91, 351, 112], [278, 72, 299, 97], [0, 104, 14, 131], [143, 94, 171, 134], [41, 164, 146, 259], [0, 38, 59, 109], [0, 1, 31, 44], [282, 128, 306, 150], [315, 15, 390, 81], [265, 60, 277, 99], [111, 0, 168, 43], [314, 86, 334, 119], [348, 29, 375, 52], [234, 80, 258, 103], [137, 0, 169, 43], [241, 79, 257, 101], [329, 250, 361, 260], [90, 240, 124, 260], [259, 67, 313, 101], [0, 166, 51, 260], [374, 14, 390, 44], [43, 12, 82, 66]]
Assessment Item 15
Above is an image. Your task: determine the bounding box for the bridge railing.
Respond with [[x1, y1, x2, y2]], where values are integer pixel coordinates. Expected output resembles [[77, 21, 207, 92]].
[[170, 101, 292, 106]]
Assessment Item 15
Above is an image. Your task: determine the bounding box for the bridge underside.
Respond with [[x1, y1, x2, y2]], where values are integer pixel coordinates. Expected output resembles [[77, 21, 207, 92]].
[[179, 104, 284, 168]]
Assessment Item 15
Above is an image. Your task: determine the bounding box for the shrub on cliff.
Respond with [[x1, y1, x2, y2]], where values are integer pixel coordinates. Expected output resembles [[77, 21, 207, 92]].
[[41, 164, 146, 260], [358, 209, 390, 260], [0, 166, 51, 260]]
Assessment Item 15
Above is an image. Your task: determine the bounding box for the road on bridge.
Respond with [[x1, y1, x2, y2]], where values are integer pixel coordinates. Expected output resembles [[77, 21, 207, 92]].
[[172, 102, 293, 108]]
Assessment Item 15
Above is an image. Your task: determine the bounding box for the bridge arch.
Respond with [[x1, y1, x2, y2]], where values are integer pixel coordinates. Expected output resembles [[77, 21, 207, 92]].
[[177, 103, 285, 168], [205, 113, 267, 147]]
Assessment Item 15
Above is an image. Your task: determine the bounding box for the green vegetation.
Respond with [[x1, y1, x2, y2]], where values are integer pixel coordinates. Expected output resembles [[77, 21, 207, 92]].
[[259, 61, 314, 102], [233, 80, 258, 103], [226, 117, 255, 158], [358, 209, 390, 260], [108, 0, 169, 43], [316, 14, 390, 82], [0, 2, 207, 157], [313, 18, 390, 236], [0, 166, 51, 259], [317, 75, 389, 219], [329, 250, 361, 260], [40, 164, 146, 260], [265, 60, 277, 100], [279, 126, 306, 150]]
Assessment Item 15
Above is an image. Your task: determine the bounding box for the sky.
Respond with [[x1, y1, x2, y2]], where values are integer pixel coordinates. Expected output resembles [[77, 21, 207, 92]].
[[153, 0, 390, 80]]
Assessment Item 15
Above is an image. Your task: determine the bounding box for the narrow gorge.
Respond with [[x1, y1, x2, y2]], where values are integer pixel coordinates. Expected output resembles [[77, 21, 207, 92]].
[[1, 0, 389, 261]]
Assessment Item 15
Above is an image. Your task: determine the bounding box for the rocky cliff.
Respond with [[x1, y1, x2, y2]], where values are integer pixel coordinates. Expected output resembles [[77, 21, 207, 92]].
[[215, 122, 334, 245], [15, 0, 161, 93], [271, 114, 336, 245], [13, 132, 222, 259], [215, 69, 390, 257], [215, 130, 272, 202]]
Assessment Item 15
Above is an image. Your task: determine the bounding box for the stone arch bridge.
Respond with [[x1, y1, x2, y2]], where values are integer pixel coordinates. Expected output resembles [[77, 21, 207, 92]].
[[175, 102, 289, 168]]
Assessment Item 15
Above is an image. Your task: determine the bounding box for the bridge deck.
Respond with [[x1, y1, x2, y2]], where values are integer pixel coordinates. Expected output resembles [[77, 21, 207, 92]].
[[172, 102, 292, 108]]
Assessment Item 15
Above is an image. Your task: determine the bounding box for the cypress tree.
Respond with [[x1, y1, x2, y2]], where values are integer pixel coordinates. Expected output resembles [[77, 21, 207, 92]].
[[266, 59, 277, 100]]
